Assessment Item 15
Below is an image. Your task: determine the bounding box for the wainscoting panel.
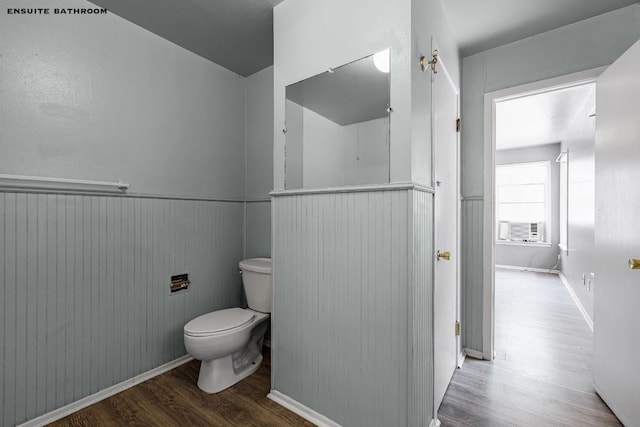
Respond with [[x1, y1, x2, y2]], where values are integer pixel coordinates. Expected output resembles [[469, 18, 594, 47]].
[[409, 190, 434, 426], [0, 192, 243, 426], [461, 198, 484, 353], [272, 190, 410, 427]]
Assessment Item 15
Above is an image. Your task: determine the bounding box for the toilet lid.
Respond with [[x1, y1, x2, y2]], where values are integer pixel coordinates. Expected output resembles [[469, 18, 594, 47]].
[[239, 258, 272, 274], [184, 308, 255, 337]]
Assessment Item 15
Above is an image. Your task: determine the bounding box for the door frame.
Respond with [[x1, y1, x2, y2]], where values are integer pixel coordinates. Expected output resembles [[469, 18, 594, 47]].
[[481, 67, 606, 360]]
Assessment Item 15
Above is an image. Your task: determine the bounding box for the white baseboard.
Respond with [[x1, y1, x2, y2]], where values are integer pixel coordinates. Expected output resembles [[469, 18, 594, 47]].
[[457, 350, 466, 368], [18, 355, 194, 427], [463, 348, 484, 360], [558, 272, 594, 331], [496, 264, 559, 274], [594, 382, 630, 426], [268, 390, 342, 427]]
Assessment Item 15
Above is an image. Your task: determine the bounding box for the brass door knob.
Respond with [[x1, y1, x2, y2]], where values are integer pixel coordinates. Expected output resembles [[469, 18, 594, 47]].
[[629, 258, 640, 270], [437, 250, 451, 261]]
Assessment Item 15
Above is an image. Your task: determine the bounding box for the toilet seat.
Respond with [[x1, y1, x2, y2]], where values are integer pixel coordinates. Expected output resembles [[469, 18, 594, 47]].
[[184, 308, 255, 337]]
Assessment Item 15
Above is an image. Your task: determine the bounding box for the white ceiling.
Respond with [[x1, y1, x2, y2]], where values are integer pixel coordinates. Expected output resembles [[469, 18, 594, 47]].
[[444, 0, 639, 57], [495, 83, 595, 151]]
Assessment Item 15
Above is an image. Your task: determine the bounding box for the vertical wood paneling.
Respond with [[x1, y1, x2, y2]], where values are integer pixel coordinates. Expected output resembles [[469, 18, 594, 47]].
[[16, 194, 27, 422], [25, 195, 38, 420], [0, 192, 244, 427], [461, 199, 484, 352], [272, 189, 410, 427], [409, 190, 434, 426], [46, 195, 57, 411], [36, 195, 48, 415], [4, 194, 17, 424], [72, 196, 83, 402], [0, 194, 4, 423]]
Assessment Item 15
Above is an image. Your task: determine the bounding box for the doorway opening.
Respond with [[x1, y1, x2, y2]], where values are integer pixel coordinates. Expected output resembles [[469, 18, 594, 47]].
[[482, 68, 604, 360], [439, 66, 626, 426]]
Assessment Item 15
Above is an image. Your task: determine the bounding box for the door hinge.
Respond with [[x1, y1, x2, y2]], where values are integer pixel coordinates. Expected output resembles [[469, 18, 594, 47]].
[[455, 321, 461, 336], [456, 118, 461, 133]]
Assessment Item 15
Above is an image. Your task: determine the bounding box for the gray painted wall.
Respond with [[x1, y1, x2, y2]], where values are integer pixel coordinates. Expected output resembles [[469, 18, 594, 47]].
[[0, 194, 243, 426], [410, 0, 461, 187], [273, 0, 413, 191], [273, 0, 459, 425], [460, 5, 640, 353], [245, 66, 274, 259], [273, 3, 415, 421], [495, 144, 561, 269], [271, 188, 435, 426], [0, 0, 246, 201], [273, 0, 460, 191], [461, 198, 484, 353], [0, 2, 263, 425], [272, 190, 411, 426], [560, 124, 596, 319]]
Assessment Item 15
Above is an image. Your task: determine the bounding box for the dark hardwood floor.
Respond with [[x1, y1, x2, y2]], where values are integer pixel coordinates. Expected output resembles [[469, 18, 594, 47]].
[[438, 268, 621, 427], [49, 348, 313, 427], [49, 269, 622, 426]]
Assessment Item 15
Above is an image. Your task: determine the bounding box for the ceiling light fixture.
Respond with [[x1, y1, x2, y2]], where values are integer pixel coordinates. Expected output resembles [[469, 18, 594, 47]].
[[374, 49, 390, 73]]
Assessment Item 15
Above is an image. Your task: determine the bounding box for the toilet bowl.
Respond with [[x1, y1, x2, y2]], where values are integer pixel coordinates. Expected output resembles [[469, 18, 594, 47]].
[[183, 258, 272, 393]]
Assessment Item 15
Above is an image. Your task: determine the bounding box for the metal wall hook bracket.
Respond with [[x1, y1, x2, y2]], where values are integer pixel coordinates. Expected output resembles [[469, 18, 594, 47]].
[[420, 50, 439, 73]]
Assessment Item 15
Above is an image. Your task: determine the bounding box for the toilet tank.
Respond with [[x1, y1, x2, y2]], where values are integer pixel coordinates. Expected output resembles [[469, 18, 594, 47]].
[[239, 258, 272, 313]]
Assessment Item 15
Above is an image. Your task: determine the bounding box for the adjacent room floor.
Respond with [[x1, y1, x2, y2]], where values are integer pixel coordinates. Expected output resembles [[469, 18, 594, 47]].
[[438, 268, 621, 426], [50, 349, 312, 427]]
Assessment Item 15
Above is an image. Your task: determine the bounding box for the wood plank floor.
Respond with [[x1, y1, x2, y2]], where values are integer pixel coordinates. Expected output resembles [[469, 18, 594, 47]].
[[49, 269, 622, 426], [49, 348, 313, 427], [438, 268, 621, 427]]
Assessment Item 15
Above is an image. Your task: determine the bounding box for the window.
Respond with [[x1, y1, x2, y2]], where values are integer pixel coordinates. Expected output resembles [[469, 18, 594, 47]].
[[496, 161, 550, 243]]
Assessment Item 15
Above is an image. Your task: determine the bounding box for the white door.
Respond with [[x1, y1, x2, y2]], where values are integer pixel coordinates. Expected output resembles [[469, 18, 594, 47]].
[[594, 38, 640, 425], [432, 47, 460, 410]]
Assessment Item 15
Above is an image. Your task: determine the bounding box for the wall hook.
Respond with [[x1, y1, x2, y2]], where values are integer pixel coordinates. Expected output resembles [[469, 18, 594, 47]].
[[420, 50, 439, 73]]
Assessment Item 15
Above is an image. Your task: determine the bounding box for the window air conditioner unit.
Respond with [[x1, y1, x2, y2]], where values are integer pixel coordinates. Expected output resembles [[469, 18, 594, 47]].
[[506, 221, 543, 242]]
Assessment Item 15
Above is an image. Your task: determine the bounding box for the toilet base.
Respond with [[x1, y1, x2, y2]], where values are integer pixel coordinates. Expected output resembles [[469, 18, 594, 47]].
[[195, 318, 268, 393], [197, 353, 264, 393]]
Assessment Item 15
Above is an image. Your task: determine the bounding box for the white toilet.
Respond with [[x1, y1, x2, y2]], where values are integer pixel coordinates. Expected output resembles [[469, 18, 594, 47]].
[[183, 258, 272, 393]]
